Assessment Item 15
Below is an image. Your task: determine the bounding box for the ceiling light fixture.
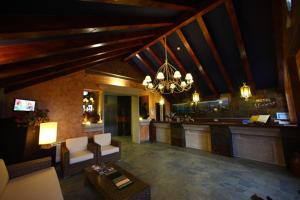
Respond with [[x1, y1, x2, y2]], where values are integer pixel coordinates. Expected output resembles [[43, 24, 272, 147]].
[[192, 91, 200, 104], [142, 37, 193, 94], [240, 82, 252, 101]]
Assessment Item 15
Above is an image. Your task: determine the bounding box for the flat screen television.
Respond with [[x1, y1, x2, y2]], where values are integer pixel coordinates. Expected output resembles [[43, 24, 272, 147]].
[[13, 99, 36, 112]]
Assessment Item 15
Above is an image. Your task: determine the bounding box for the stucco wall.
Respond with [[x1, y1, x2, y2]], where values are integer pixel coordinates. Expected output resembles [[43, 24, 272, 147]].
[[4, 71, 99, 141], [3, 70, 171, 141]]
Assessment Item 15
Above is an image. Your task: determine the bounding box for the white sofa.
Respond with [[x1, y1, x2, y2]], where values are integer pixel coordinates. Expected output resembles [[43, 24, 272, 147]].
[[0, 157, 63, 200]]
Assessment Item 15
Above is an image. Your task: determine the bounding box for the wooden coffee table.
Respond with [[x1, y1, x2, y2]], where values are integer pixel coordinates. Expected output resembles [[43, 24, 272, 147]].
[[84, 164, 151, 200]]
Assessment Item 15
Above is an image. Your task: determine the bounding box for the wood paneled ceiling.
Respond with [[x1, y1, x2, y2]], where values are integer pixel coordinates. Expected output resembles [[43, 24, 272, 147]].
[[0, 0, 280, 100]]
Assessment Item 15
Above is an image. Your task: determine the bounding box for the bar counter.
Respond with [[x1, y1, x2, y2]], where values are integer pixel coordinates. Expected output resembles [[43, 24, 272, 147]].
[[152, 121, 299, 167]]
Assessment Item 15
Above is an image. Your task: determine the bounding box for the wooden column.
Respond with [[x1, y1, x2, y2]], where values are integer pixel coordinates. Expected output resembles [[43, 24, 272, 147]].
[[275, 0, 300, 124], [285, 56, 300, 123]]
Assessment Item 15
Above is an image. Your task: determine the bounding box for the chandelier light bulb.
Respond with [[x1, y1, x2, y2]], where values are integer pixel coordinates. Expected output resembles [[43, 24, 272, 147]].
[[170, 83, 176, 89], [148, 83, 154, 89], [158, 84, 164, 90], [145, 75, 152, 82], [180, 81, 187, 88], [173, 71, 181, 79], [142, 80, 148, 86], [185, 73, 193, 81], [156, 72, 165, 80]]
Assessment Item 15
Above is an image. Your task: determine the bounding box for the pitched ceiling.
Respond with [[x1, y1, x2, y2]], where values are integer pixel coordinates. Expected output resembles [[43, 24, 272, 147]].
[[0, 0, 280, 99]]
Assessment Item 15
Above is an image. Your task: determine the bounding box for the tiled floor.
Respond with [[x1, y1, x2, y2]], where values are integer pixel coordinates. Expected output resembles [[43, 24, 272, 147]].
[[59, 136, 300, 200]]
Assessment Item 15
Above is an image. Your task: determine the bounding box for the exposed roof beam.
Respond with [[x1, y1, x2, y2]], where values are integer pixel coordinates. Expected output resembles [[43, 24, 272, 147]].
[[81, 0, 194, 11], [2, 51, 128, 90], [124, 0, 225, 61], [146, 47, 163, 66], [135, 54, 156, 76], [196, 17, 234, 93], [0, 23, 172, 44], [225, 0, 255, 92], [0, 30, 156, 65], [176, 29, 217, 95], [5, 56, 121, 93], [0, 44, 140, 79], [86, 69, 139, 82], [0, 15, 172, 40]]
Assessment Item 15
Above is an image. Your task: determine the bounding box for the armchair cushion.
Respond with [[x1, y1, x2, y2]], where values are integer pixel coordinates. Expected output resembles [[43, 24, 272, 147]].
[[69, 150, 94, 164], [94, 133, 111, 146], [66, 136, 88, 153], [101, 145, 119, 156], [0, 159, 9, 197]]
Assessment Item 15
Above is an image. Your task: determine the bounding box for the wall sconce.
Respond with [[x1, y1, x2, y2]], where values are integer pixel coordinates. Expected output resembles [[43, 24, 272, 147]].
[[39, 122, 57, 149], [192, 91, 200, 104], [240, 83, 252, 101]]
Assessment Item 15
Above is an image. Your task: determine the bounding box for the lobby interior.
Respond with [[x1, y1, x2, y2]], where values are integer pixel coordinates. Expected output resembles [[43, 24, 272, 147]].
[[1, 0, 300, 200]]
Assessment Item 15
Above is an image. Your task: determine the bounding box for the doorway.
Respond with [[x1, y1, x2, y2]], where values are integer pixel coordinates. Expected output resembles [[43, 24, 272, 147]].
[[104, 95, 131, 136]]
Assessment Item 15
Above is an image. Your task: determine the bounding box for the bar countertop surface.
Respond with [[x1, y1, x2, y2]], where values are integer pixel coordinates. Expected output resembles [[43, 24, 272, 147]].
[[153, 120, 298, 128]]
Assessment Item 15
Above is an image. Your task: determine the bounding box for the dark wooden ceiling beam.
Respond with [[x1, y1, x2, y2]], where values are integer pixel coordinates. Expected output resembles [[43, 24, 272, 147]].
[[196, 17, 234, 93], [81, 0, 193, 11], [176, 29, 218, 95], [146, 47, 163, 66], [4, 55, 123, 93], [0, 20, 172, 42], [2, 51, 129, 90], [0, 15, 172, 37], [0, 30, 156, 65], [124, 0, 225, 61], [0, 44, 141, 79], [225, 0, 255, 92], [135, 54, 156, 76]]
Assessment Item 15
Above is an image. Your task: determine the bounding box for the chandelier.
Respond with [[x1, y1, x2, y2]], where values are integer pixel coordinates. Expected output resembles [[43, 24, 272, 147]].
[[142, 37, 193, 94]]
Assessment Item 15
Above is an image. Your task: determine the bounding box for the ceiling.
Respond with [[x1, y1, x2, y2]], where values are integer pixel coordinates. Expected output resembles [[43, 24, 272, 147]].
[[0, 0, 281, 102]]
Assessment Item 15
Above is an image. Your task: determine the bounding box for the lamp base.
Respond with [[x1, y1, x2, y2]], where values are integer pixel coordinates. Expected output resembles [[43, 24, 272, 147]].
[[40, 144, 54, 149]]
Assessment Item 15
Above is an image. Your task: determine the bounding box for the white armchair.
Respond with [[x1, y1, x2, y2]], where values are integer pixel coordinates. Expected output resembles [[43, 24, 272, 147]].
[[61, 136, 97, 177], [93, 133, 121, 164]]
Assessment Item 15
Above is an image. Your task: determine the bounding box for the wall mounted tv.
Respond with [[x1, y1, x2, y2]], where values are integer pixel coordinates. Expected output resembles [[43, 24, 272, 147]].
[[13, 99, 36, 111]]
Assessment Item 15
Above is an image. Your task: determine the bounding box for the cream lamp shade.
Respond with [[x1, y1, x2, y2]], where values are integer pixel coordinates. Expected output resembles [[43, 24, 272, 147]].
[[39, 122, 57, 145]]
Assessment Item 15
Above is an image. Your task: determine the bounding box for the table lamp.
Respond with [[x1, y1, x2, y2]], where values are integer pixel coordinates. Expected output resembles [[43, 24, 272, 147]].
[[39, 122, 57, 149]]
